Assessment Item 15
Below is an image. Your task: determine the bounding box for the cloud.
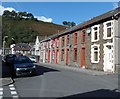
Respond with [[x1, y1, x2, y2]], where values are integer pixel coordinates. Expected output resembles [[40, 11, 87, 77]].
[[0, 5, 16, 15], [35, 16, 53, 23]]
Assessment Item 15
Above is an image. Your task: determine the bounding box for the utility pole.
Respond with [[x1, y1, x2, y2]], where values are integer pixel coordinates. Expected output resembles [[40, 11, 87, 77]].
[[2, 36, 8, 56]]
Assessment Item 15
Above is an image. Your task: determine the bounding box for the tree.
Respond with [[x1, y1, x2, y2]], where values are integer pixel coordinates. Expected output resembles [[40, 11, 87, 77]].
[[62, 21, 68, 26], [11, 10, 17, 18], [71, 22, 76, 27], [27, 13, 34, 20], [3, 10, 12, 18], [62, 21, 76, 27]]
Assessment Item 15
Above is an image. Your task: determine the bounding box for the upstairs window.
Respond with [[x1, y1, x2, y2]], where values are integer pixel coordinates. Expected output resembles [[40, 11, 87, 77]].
[[55, 38, 59, 47], [81, 30, 86, 43], [103, 20, 114, 39], [74, 33, 77, 45], [91, 25, 100, 42], [61, 36, 65, 47], [66, 35, 69, 46]]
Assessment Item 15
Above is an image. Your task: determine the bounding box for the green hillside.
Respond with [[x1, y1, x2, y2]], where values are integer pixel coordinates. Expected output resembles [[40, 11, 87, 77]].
[[2, 17, 66, 47]]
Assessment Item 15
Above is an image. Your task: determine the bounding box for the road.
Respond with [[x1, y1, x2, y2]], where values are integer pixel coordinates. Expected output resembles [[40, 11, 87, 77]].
[[1, 63, 120, 98]]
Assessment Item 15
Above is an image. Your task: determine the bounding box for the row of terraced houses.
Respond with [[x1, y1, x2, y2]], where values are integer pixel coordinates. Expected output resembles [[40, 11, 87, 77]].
[[35, 7, 120, 73]]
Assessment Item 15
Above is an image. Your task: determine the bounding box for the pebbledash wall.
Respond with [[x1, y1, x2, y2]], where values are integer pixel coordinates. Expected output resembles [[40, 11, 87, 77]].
[[39, 7, 120, 73]]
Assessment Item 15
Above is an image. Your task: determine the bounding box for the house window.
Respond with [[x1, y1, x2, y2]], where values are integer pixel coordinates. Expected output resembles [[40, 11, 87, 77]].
[[66, 35, 69, 46], [81, 30, 86, 43], [103, 20, 113, 39], [73, 48, 77, 62], [56, 38, 59, 47], [61, 49, 64, 61], [91, 25, 100, 42], [46, 51, 48, 59], [52, 50, 55, 60], [61, 37, 65, 47], [91, 44, 100, 63], [74, 33, 77, 45]]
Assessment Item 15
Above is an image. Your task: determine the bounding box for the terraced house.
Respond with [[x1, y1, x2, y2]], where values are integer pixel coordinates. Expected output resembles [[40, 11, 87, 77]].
[[39, 7, 120, 73]]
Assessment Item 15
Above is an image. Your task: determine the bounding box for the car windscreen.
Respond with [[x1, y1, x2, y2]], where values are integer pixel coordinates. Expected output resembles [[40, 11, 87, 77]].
[[29, 56, 36, 59], [14, 57, 33, 64]]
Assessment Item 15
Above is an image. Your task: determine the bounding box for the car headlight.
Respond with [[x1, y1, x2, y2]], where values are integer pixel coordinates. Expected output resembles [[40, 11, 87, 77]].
[[33, 65, 36, 68], [16, 68, 20, 71]]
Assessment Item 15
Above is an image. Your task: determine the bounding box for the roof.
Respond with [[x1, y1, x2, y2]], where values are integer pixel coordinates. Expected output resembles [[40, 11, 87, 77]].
[[13, 43, 31, 51], [40, 7, 120, 42]]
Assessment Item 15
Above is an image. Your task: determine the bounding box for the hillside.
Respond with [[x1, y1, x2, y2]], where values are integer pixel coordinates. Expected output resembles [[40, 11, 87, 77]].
[[2, 17, 66, 47]]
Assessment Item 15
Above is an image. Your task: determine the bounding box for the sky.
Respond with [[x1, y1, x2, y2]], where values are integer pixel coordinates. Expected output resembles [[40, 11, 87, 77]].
[[1, 2, 119, 25]]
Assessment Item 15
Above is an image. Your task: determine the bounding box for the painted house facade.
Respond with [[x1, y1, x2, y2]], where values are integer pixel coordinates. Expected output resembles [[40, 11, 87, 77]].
[[39, 7, 120, 73]]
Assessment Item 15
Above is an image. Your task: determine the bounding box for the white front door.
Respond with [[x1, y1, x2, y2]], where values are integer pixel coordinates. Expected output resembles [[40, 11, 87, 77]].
[[104, 45, 113, 72]]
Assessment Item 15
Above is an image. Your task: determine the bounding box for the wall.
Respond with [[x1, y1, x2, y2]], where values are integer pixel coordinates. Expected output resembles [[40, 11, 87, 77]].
[[85, 21, 114, 71], [114, 17, 120, 72]]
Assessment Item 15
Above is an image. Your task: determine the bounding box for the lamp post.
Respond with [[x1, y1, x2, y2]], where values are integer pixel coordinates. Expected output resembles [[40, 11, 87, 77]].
[[3, 36, 8, 56]]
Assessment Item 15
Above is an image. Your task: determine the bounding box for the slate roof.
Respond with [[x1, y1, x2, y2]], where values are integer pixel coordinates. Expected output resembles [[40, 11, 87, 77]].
[[13, 43, 31, 51], [40, 7, 120, 42]]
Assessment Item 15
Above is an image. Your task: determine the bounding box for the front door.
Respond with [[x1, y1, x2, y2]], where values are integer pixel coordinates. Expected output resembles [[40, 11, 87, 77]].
[[80, 47, 86, 68], [56, 50, 59, 64], [104, 45, 113, 72], [66, 49, 69, 65], [48, 50, 50, 63]]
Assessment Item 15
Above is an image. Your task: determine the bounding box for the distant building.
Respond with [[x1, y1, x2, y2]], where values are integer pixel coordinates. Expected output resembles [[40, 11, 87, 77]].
[[34, 35, 48, 56], [10, 43, 31, 55]]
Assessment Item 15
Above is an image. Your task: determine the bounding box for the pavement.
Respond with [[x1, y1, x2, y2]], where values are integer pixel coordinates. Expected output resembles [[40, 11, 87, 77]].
[[38, 62, 117, 76], [0, 77, 13, 86], [1, 61, 14, 87]]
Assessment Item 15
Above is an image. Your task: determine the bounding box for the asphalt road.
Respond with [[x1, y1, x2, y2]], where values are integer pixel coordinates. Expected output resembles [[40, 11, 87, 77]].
[[2, 63, 120, 98]]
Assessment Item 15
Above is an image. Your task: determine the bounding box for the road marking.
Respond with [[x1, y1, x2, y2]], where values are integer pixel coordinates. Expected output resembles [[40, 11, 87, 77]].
[[10, 87, 15, 90], [0, 88, 3, 91], [11, 91, 17, 95], [12, 95, 19, 98], [9, 84, 19, 99], [0, 92, 3, 95], [0, 96, 2, 99], [0, 87, 3, 99], [9, 84, 14, 87]]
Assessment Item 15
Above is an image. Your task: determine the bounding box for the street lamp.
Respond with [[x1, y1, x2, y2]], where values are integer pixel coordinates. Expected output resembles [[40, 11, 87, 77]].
[[3, 36, 8, 56]]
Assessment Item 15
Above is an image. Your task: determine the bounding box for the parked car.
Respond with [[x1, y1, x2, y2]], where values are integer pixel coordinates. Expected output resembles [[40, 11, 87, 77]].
[[4, 54, 16, 66], [28, 56, 37, 63], [12, 56, 36, 77]]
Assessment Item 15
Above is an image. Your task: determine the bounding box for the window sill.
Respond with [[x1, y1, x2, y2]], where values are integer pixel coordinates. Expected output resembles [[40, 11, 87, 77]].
[[91, 61, 99, 63], [91, 40, 99, 42], [103, 37, 113, 40]]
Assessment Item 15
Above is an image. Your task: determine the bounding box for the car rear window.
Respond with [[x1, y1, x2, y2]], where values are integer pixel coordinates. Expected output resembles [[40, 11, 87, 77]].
[[15, 57, 32, 64]]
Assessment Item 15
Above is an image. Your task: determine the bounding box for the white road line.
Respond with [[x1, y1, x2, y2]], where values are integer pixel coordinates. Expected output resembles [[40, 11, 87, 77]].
[[9, 84, 19, 98], [0, 96, 2, 99], [12, 95, 19, 98], [10, 87, 15, 90], [9, 84, 14, 87], [0, 92, 3, 95], [0, 87, 3, 99], [0, 88, 3, 91], [11, 91, 17, 95]]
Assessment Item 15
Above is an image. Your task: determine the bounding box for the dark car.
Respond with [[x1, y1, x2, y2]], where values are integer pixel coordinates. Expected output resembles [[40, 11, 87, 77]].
[[4, 54, 16, 66], [12, 56, 36, 77]]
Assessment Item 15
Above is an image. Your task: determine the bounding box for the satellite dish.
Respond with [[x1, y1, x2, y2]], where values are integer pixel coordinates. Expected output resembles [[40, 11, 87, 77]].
[[86, 29, 91, 34]]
